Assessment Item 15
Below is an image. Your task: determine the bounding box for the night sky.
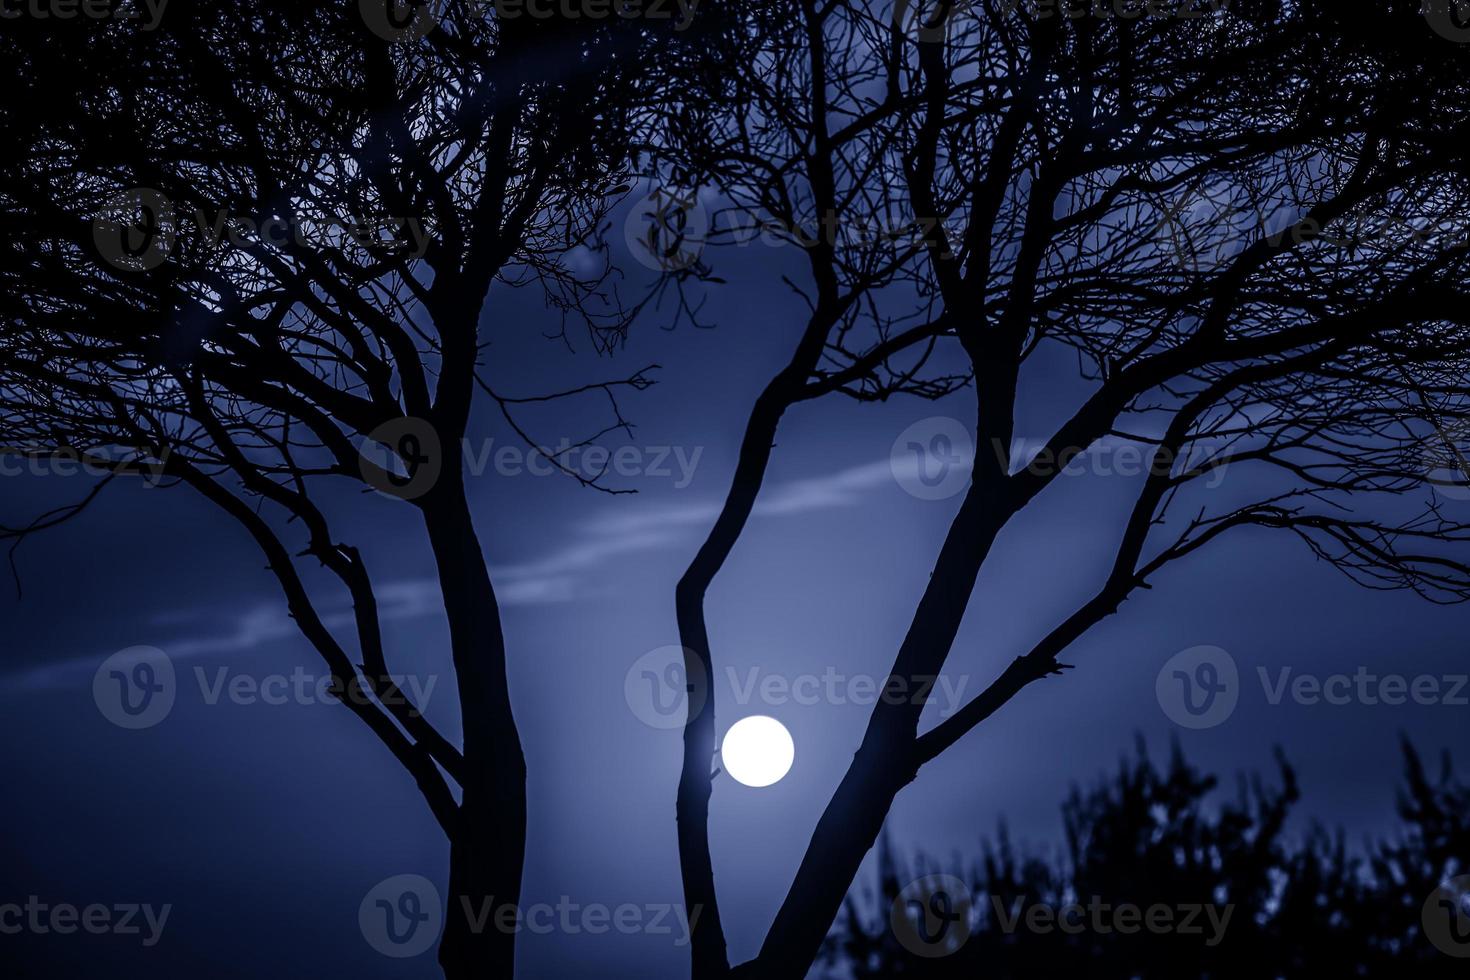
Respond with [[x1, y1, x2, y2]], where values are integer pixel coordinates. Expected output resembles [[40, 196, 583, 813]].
[[4, 200, 1468, 977]]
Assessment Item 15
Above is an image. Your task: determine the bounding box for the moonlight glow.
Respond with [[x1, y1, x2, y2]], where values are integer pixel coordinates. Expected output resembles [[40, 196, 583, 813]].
[[721, 715, 795, 788]]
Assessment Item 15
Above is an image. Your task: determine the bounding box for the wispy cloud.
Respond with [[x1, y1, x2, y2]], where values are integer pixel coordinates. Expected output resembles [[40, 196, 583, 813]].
[[755, 459, 897, 516], [3, 457, 908, 689]]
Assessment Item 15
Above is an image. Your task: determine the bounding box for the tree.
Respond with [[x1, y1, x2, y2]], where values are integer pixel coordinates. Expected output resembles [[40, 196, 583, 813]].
[[828, 739, 1470, 977], [0, 3, 706, 974], [654, 1, 1470, 975]]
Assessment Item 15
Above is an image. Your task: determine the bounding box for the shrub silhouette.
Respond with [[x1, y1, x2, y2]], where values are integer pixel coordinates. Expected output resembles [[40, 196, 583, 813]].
[[827, 738, 1468, 977]]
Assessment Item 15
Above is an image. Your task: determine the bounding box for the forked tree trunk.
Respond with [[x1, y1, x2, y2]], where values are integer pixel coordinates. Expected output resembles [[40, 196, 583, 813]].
[[745, 475, 1014, 977], [676, 381, 796, 978]]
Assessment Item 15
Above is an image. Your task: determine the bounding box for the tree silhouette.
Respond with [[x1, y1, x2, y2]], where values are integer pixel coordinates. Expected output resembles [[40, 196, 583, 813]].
[[827, 739, 1470, 977], [0, 3, 709, 974], [7, 2, 1470, 977], [652, 1, 1470, 975]]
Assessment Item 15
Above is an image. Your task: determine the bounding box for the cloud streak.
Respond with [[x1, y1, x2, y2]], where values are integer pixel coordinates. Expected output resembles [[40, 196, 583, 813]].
[[3, 457, 909, 690]]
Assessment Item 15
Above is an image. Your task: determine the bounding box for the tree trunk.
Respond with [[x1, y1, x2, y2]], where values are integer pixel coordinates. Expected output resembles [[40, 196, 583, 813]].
[[742, 724, 918, 979], [746, 475, 1014, 977], [676, 380, 798, 977], [423, 476, 527, 979]]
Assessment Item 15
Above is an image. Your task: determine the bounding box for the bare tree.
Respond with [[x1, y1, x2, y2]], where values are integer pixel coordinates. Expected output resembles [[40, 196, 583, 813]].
[[0, 3, 693, 975], [655, 1, 1470, 976], [648, 18, 967, 973]]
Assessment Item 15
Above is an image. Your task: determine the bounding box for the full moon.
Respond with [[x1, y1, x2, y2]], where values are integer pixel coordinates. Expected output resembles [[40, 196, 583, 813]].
[[721, 715, 795, 787]]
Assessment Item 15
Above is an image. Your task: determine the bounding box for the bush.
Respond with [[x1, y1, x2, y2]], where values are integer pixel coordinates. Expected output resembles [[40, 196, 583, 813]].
[[825, 738, 1469, 978]]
